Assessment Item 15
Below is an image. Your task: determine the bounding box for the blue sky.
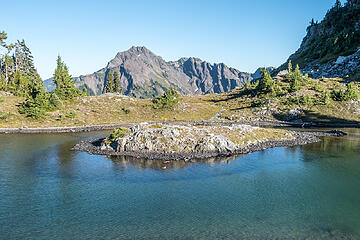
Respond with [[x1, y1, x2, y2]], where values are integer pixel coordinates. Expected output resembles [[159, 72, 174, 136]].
[[1, 0, 337, 79]]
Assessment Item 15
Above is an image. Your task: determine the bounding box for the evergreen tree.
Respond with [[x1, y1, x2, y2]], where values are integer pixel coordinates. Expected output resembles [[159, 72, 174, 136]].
[[288, 65, 303, 92], [105, 71, 114, 93], [113, 71, 120, 93], [53, 56, 82, 99], [19, 74, 49, 119], [153, 88, 179, 109], [257, 68, 275, 94]]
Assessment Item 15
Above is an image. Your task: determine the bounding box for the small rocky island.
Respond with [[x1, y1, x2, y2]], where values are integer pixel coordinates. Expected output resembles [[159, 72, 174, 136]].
[[74, 123, 346, 160]]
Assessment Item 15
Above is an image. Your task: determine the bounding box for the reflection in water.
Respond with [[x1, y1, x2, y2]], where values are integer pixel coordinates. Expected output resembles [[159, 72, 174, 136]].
[[109, 155, 238, 170], [0, 129, 360, 240]]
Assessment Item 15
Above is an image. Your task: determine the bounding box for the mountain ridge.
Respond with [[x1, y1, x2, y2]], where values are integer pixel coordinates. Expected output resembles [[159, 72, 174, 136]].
[[51, 46, 258, 97]]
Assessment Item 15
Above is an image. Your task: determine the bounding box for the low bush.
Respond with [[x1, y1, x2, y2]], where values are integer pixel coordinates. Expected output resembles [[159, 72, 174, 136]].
[[153, 88, 179, 109], [107, 127, 130, 143]]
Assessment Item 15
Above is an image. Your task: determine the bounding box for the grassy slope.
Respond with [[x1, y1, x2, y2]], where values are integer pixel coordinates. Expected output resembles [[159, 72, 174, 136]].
[[210, 77, 360, 124], [0, 77, 359, 128], [0, 94, 221, 128]]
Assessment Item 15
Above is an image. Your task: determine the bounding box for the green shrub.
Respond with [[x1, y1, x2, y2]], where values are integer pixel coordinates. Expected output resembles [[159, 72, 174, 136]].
[[153, 88, 179, 109], [344, 83, 359, 100], [49, 93, 63, 109], [18, 87, 50, 119], [323, 91, 331, 105], [287, 64, 303, 92], [311, 84, 324, 92], [65, 111, 76, 119], [0, 111, 12, 120], [107, 127, 130, 143], [299, 94, 313, 105], [122, 107, 130, 114], [331, 84, 359, 101]]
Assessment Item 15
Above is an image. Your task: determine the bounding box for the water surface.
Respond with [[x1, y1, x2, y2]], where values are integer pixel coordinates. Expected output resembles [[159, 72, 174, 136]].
[[0, 129, 360, 239]]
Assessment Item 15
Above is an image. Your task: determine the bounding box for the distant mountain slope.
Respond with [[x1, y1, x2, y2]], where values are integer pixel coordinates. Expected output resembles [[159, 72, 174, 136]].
[[278, 0, 360, 79], [72, 46, 253, 97]]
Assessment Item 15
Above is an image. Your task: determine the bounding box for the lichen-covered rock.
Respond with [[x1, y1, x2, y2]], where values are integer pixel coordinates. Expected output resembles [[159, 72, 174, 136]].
[[103, 123, 292, 157]]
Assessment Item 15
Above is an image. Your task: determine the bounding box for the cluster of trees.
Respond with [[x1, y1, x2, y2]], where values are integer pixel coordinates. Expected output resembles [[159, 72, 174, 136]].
[[247, 62, 307, 97], [248, 60, 359, 105], [0, 31, 42, 96], [19, 56, 85, 119], [104, 71, 121, 93], [1, 31, 85, 118], [299, 0, 360, 65]]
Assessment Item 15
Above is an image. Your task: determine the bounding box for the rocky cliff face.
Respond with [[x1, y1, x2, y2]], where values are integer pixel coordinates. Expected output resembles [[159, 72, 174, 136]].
[[73, 46, 253, 97], [278, 0, 360, 79]]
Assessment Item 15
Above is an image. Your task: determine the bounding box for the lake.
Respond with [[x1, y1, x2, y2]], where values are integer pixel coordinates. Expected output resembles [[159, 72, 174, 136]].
[[0, 129, 360, 239]]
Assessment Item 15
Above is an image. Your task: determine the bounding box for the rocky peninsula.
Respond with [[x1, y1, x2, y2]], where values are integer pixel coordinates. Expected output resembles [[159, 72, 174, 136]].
[[74, 123, 346, 160]]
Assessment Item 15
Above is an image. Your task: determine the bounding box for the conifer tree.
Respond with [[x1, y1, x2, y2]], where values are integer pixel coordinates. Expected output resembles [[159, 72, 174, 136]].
[[105, 71, 114, 93], [257, 68, 275, 94], [288, 65, 302, 92], [53, 56, 81, 99], [113, 71, 120, 93]]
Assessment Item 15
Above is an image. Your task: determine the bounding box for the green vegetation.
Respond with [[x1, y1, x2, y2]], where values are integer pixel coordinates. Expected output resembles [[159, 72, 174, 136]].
[[256, 68, 277, 95], [53, 56, 83, 100], [104, 71, 121, 93], [0, 93, 221, 128], [152, 88, 179, 109], [287, 63, 305, 92], [331, 83, 359, 101], [0, 31, 44, 97], [0, 31, 86, 119], [287, 0, 360, 67], [107, 127, 130, 143], [121, 107, 130, 114]]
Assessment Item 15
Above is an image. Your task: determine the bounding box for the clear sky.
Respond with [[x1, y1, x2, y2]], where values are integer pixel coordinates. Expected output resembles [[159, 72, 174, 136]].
[[1, 0, 337, 79]]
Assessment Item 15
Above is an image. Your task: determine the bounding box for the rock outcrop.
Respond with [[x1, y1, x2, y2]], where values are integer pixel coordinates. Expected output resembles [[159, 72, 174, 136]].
[[72, 47, 253, 97], [74, 123, 347, 160], [301, 47, 360, 79]]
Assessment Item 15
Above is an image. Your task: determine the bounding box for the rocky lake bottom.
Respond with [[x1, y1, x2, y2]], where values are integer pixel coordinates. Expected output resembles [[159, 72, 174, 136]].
[[0, 129, 360, 239]]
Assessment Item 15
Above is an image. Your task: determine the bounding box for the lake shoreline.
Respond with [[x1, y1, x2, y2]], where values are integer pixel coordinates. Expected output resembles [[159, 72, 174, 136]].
[[0, 120, 359, 134], [73, 127, 346, 161]]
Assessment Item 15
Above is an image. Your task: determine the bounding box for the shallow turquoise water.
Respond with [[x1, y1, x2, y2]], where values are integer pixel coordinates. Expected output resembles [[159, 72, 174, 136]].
[[0, 130, 360, 239]]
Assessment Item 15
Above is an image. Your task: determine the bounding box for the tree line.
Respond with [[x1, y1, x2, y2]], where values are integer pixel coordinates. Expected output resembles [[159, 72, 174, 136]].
[[0, 31, 85, 118]]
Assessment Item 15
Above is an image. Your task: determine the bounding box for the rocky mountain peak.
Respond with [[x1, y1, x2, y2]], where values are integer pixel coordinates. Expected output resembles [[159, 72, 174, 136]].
[[72, 47, 254, 97], [107, 46, 159, 69]]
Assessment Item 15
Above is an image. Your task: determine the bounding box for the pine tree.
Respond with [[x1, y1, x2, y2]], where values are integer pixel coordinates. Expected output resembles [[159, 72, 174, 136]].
[[53, 56, 81, 99], [105, 71, 114, 93], [288, 65, 302, 92], [19, 74, 49, 119], [113, 71, 120, 93], [257, 68, 275, 94]]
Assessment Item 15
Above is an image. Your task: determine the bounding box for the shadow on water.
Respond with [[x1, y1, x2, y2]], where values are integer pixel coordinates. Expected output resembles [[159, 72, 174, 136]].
[[273, 110, 360, 124]]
